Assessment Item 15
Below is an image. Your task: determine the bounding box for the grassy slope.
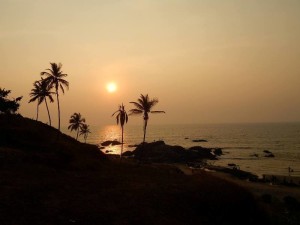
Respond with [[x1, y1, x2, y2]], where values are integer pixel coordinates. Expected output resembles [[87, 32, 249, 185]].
[[0, 115, 269, 225]]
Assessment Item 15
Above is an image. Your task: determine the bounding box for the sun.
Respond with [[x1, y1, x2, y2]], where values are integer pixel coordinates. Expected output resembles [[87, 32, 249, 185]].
[[106, 82, 117, 93]]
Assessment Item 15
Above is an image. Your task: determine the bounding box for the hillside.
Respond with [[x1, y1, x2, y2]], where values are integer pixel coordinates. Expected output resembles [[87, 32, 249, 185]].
[[0, 115, 269, 225], [0, 114, 105, 169]]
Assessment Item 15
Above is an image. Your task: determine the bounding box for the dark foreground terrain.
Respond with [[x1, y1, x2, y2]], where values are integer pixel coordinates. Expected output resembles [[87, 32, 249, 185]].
[[0, 115, 271, 225]]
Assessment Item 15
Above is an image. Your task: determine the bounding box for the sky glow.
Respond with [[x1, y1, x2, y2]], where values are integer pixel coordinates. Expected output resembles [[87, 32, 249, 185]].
[[1, 0, 300, 126]]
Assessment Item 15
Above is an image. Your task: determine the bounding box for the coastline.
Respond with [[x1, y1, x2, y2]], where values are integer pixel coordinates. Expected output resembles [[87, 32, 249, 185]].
[[89, 122, 300, 177]]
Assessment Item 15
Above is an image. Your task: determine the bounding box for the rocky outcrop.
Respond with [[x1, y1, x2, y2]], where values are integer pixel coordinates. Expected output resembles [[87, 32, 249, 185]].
[[263, 150, 275, 158], [101, 140, 122, 146], [192, 139, 207, 143], [126, 141, 219, 163], [213, 148, 223, 156]]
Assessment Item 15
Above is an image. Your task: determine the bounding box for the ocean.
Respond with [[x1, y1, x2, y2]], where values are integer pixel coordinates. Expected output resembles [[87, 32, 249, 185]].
[[63, 122, 300, 178]]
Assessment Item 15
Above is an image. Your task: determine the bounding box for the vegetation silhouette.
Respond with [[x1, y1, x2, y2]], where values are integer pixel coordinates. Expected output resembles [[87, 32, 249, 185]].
[[112, 103, 128, 159], [28, 79, 54, 125], [41, 62, 69, 132], [0, 88, 22, 114], [129, 94, 165, 143], [80, 123, 91, 143], [68, 112, 86, 140]]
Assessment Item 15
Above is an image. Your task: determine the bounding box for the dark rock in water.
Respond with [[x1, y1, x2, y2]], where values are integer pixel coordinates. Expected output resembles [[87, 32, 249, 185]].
[[228, 163, 236, 167], [111, 141, 122, 146], [265, 153, 275, 158], [189, 146, 206, 151], [263, 150, 272, 154], [122, 151, 134, 157], [105, 150, 113, 153], [101, 140, 122, 146], [188, 146, 216, 160], [101, 141, 112, 146], [263, 150, 274, 158], [213, 148, 223, 156], [250, 153, 259, 157], [128, 144, 139, 148], [185, 137, 189, 140], [192, 139, 207, 143], [132, 141, 217, 163]]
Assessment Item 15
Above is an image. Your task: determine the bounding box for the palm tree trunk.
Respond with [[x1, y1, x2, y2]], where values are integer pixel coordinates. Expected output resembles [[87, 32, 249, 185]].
[[44, 99, 52, 126], [56, 90, 61, 131], [143, 119, 148, 143], [36, 103, 39, 121], [121, 126, 124, 160], [76, 129, 79, 140]]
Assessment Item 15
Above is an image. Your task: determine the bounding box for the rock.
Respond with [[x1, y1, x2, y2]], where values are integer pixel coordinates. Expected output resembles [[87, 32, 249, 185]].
[[213, 148, 223, 156], [263, 150, 274, 158], [263, 150, 272, 154], [192, 139, 207, 143], [228, 163, 237, 167], [105, 150, 113, 153], [185, 137, 189, 139], [250, 153, 259, 157], [188, 146, 216, 160], [101, 140, 122, 146], [111, 140, 122, 146], [128, 144, 139, 148], [132, 141, 217, 163], [122, 151, 134, 157]]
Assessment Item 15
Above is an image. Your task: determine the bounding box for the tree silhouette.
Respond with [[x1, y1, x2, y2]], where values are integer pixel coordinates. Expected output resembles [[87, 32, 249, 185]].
[[68, 113, 85, 140], [41, 63, 69, 131], [28, 79, 54, 125], [129, 94, 165, 143], [0, 88, 22, 114], [112, 104, 128, 159], [80, 123, 91, 143]]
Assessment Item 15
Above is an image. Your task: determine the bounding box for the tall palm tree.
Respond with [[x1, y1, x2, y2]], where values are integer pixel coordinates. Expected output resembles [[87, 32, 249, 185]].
[[68, 113, 85, 140], [112, 104, 128, 159], [129, 94, 165, 143], [28, 79, 54, 125], [41, 62, 69, 131], [80, 124, 91, 143]]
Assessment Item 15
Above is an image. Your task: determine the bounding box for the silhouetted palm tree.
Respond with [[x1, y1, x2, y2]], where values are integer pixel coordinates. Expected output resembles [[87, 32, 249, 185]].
[[68, 113, 85, 140], [80, 124, 91, 143], [129, 94, 165, 143], [112, 104, 128, 159], [29, 79, 54, 125], [41, 63, 69, 131]]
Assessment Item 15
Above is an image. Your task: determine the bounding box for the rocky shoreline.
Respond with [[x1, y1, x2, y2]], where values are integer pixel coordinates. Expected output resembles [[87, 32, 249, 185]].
[[122, 140, 222, 162]]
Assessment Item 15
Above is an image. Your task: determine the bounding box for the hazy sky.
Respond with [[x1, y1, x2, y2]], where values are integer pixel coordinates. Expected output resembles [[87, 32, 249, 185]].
[[1, 0, 300, 126]]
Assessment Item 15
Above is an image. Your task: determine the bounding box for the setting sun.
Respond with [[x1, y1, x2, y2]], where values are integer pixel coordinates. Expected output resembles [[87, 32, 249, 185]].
[[106, 82, 117, 93]]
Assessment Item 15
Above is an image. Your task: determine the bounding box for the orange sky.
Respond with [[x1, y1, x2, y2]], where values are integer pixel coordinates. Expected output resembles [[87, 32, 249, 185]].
[[1, 0, 300, 126]]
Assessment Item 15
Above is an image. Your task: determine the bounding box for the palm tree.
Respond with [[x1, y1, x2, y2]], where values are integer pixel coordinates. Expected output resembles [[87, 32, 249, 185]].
[[41, 63, 69, 131], [29, 79, 54, 125], [68, 113, 85, 140], [112, 104, 128, 159], [129, 94, 165, 143], [80, 124, 91, 143]]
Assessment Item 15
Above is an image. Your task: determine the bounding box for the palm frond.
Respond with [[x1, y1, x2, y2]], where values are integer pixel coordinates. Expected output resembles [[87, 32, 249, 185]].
[[129, 101, 144, 110], [129, 109, 143, 115], [112, 110, 120, 116]]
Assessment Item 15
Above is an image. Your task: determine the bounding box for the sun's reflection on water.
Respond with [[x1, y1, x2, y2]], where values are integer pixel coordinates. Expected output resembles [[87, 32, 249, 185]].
[[98, 125, 130, 155]]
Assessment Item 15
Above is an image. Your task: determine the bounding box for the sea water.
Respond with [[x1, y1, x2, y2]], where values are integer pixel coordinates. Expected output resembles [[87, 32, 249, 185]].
[[63, 123, 300, 177]]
